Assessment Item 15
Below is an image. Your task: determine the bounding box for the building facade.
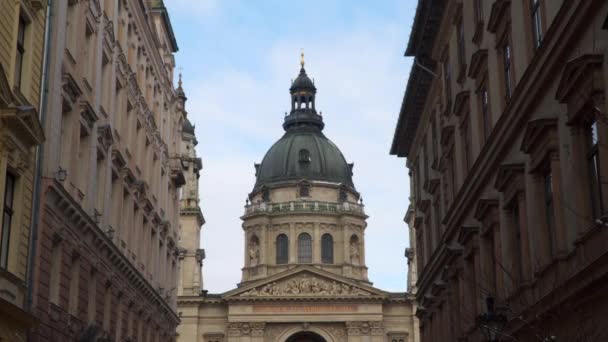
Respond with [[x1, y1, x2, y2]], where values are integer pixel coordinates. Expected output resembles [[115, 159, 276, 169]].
[[391, 0, 608, 341], [28, 0, 189, 340], [177, 59, 418, 342], [0, 0, 46, 340]]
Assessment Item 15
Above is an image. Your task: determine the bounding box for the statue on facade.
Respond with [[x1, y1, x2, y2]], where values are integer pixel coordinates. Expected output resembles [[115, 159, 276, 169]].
[[249, 239, 259, 266], [350, 240, 360, 265]]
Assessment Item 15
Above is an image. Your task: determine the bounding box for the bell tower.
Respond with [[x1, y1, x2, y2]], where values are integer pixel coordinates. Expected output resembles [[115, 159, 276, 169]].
[[177, 115, 206, 296]]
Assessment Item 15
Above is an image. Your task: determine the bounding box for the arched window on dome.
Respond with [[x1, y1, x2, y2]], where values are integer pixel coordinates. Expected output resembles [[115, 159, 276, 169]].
[[321, 233, 334, 264], [276, 234, 288, 264], [297, 233, 312, 263]]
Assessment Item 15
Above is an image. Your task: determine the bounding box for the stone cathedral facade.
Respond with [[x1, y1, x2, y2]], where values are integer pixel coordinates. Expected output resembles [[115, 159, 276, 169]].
[[177, 59, 419, 342]]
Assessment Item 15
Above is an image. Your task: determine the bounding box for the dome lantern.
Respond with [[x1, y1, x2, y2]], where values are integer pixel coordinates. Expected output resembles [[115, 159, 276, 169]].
[[284, 51, 324, 131]]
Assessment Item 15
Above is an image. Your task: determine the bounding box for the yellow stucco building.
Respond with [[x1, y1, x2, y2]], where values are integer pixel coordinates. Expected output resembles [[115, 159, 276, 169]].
[[0, 0, 46, 340]]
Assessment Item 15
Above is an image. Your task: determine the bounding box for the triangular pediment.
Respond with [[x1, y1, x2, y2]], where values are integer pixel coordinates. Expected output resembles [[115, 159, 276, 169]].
[[223, 266, 387, 300]]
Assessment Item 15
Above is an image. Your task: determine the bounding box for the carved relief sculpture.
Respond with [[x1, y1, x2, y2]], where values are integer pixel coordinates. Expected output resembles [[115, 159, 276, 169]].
[[240, 274, 371, 297]]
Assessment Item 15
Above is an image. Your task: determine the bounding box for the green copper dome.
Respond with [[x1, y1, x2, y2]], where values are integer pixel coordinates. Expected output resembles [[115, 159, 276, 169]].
[[253, 62, 355, 191]]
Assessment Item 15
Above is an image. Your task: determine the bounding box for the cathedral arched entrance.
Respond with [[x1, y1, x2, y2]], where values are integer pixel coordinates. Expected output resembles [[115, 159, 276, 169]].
[[285, 331, 327, 342]]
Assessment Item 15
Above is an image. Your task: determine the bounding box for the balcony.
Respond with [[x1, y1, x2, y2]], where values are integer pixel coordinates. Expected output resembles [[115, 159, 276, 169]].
[[243, 200, 366, 217]]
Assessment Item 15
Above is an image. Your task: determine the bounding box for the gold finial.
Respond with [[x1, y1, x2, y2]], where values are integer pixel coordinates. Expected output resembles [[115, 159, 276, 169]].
[[300, 48, 305, 68]]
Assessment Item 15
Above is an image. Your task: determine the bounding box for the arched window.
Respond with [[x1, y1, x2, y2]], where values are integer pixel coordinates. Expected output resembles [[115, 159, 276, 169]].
[[321, 234, 333, 264], [297, 233, 312, 263], [276, 234, 288, 264]]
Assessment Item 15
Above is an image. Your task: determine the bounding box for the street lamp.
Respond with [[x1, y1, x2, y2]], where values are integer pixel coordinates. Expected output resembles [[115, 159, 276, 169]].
[[477, 296, 508, 342]]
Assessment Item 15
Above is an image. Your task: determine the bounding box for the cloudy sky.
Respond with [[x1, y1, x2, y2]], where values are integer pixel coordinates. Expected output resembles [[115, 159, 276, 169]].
[[165, 0, 416, 293]]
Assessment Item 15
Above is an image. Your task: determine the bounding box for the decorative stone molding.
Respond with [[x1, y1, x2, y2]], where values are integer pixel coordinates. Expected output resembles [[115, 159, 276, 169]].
[[228, 322, 264, 337], [240, 274, 372, 297], [345, 321, 383, 336]]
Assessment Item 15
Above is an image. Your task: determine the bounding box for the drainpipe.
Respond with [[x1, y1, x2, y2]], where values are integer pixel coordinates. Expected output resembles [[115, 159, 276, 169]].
[[26, 0, 53, 324]]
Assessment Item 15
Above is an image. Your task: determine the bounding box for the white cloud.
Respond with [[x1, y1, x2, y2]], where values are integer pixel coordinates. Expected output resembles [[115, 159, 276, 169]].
[[183, 16, 412, 293]]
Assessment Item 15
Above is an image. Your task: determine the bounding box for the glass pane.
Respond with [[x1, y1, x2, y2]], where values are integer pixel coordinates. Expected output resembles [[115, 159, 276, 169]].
[[276, 234, 288, 264], [321, 234, 333, 264], [0, 214, 11, 268], [4, 174, 15, 208], [297, 233, 312, 263]]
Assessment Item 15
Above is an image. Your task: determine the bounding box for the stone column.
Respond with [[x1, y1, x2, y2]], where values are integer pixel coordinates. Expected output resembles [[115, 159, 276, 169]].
[[313, 222, 321, 263], [289, 223, 296, 263]]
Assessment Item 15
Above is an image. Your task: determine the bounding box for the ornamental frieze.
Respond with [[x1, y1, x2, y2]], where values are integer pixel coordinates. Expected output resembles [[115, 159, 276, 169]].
[[240, 274, 372, 297]]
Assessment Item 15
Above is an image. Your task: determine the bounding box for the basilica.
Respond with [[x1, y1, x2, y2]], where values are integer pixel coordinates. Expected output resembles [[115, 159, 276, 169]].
[[176, 57, 418, 342]]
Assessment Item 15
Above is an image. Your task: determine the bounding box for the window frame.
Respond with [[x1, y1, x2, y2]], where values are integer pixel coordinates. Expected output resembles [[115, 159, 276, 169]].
[[1, 173, 16, 269], [530, 0, 543, 49], [276, 234, 288, 264], [297, 233, 312, 263], [542, 169, 557, 257], [480, 85, 491, 142], [502, 38, 514, 102], [14, 15, 27, 90], [321, 233, 334, 264], [587, 118, 604, 219]]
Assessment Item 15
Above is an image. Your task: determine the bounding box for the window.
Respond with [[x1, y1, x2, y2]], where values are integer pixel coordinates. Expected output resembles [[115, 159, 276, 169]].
[[262, 187, 270, 202], [297, 233, 312, 263], [276, 234, 288, 264], [431, 117, 439, 167], [299, 149, 311, 163], [462, 115, 472, 172], [321, 234, 333, 264], [480, 87, 491, 142], [531, 0, 543, 48], [512, 204, 524, 281], [443, 58, 452, 108], [474, 0, 483, 24], [543, 171, 557, 257], [457, 20, 466, 68], [502, 41, 514, 101], [588, 119, 604, 218], [1, 173, 16, 268], [299, 183, 310, 197], [339, 189, 347, 202], [87, 269, 97, 323], [14, 16, 27, 90], [68, 255, 80, 315]]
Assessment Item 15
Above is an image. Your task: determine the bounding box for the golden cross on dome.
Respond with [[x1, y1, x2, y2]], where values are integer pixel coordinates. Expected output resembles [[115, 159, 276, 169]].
[[300, 49, 305, 68]]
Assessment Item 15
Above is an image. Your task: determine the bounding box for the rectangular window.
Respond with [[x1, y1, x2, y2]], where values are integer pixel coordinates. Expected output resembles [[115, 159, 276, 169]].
[[462, 116, 472, 172], [531, 0, 543, 48], [14, 16, 27, 90], [443, 59, 452, 108], [480, 87, 491, 142], [474, 0, 483, 24], [512, 203, 524, 281], [431, 118, 438, 164], [68, 257, 81, 315], [588, 120, 604, 219], [503, 42, 514, 101], [457, 20, 466, 67], [1, 173, 16, 268], [543, 171, 557, 257]]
